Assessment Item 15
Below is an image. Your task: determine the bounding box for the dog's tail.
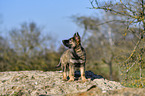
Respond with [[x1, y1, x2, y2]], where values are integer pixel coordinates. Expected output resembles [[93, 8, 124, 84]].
[[55, 61, 61, 68]]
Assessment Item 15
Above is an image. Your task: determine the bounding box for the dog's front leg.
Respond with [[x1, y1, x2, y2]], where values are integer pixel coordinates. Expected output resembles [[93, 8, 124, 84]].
[[80, 65, 87, 82], [68, 64, 74, 82]]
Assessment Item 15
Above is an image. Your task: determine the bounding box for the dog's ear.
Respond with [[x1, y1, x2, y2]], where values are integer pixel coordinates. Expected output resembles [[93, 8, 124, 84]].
[[62, 40, 71, 48], [76, 32, 80, 38], [74, 32, 80, 38], [74, 32, 81, 45]]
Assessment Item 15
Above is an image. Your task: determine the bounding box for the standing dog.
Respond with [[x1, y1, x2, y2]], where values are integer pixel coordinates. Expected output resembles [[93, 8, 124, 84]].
[[56, 32, 86, 82]]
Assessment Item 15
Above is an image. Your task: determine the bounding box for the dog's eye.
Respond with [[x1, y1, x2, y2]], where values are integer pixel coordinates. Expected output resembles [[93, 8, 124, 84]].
[[70, 39, 73, 42]]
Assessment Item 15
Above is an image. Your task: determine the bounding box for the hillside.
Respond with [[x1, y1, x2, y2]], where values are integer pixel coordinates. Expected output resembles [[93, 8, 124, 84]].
[[0, 71, 144, 96]]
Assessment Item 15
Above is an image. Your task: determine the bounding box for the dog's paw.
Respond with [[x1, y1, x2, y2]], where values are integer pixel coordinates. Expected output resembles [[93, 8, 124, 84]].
[[68, 79, 74, 82], [81, 76, 87, 82], [68, 77, 74, 82], [62, 78, 68, 81]]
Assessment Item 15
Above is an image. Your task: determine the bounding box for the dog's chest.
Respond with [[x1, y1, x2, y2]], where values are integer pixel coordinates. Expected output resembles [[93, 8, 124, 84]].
[[69, 48, 85, 64]]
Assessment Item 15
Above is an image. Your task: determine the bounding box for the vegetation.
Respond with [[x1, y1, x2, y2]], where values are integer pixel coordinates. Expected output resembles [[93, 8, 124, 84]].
[[87, 0, 145, 87], [0, 22, 60, 71]]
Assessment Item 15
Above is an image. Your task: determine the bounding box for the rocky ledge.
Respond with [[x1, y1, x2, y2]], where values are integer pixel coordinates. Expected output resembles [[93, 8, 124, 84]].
[[0, 71, 129, 95]]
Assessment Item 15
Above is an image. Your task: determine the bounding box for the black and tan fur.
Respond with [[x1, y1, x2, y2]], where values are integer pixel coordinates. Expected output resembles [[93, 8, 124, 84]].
[[56, 32, 86, 82]]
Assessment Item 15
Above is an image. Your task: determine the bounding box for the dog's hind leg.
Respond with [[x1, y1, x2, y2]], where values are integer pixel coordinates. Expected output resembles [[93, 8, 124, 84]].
[[62, 66, 67, 81]]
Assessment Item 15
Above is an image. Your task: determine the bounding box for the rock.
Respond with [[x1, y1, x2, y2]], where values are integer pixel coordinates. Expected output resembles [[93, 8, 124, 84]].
[[0, 71, 124, 95], [68, 87, 145, 96]]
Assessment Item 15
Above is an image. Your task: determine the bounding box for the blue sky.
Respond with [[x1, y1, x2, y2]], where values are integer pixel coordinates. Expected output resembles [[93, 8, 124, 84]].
[[0, 0, 98, 44]]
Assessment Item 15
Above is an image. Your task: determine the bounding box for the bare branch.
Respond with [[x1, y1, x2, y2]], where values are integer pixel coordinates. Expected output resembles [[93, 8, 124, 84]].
[[124, 39, 141, 63], [126, 62, 136, 73]]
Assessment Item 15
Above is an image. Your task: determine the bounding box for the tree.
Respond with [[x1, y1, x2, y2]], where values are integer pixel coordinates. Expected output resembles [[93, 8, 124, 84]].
[[0, 36, 9, 71], [72, 15, 124, 80], [90, 0, 144, 51], [8, 22, 58, 71], [90, 0, 145, 87], [10, 22, 51, 56]]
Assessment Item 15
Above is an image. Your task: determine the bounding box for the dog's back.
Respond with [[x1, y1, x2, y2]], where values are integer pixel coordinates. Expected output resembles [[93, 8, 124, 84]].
[[60, 49, 71, 67]]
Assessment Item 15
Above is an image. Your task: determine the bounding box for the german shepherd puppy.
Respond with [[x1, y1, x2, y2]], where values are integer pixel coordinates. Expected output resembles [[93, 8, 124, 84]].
[[56, 32, 86, 82]]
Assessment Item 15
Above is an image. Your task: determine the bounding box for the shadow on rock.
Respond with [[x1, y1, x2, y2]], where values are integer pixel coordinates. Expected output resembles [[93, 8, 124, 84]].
[[74, 70, 104, 81]]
